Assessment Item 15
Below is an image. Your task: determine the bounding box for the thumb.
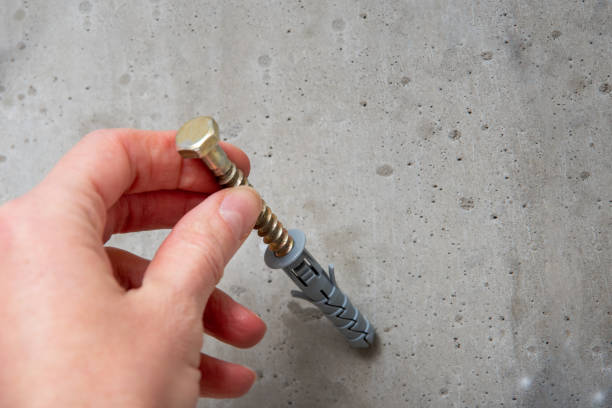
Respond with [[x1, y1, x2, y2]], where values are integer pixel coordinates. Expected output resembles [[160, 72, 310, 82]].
[[143, 186, 261, 310]]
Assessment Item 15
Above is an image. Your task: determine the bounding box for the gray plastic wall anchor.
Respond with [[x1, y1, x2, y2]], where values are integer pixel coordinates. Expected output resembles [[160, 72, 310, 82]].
[[265, 229, 375, 348]]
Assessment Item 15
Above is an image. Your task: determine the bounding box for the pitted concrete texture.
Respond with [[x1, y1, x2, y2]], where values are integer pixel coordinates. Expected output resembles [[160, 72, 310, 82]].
[[1, 1, 611, 407]]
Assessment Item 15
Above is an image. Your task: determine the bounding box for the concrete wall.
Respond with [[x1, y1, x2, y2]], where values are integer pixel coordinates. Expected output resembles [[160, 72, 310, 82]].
[[1, 1, 610, 406]]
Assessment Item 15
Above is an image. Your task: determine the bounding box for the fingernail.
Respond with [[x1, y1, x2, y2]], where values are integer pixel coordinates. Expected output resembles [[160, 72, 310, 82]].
[[219, 188, 260, 241]]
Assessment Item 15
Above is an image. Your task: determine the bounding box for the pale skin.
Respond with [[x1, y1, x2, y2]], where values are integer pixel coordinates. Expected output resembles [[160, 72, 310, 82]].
[[0, 129, 267, 407]]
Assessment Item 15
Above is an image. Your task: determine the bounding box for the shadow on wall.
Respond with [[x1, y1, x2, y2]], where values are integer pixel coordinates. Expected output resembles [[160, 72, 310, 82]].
[[228, 302, 382, 408]]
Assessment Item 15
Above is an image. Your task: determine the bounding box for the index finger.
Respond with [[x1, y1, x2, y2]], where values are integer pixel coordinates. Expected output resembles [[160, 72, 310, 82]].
[[42, 128, 250, 234]]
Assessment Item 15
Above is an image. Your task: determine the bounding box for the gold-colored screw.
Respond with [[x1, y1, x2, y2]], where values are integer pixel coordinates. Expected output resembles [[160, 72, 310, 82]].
[[176, 116, 294, 257]]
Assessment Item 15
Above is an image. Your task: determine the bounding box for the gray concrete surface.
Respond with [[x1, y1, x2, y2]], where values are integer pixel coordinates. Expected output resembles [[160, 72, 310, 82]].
[[1, 0, 611, 406]]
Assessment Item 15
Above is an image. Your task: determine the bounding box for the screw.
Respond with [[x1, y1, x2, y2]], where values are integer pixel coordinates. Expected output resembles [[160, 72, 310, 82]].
[[176, 116, 294, 257]]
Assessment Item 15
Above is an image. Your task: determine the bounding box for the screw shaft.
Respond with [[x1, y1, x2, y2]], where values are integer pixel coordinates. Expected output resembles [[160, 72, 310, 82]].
[[216, 161, 294, 257]]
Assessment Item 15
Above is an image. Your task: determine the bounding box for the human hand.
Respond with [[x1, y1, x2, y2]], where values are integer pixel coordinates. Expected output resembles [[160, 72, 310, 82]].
[[0, 129, 266, 407]]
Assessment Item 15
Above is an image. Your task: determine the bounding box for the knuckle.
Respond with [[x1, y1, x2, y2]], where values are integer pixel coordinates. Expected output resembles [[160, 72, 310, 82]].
[[200, 247, 225, 285], [181, 228, 226, 286], [196, 243, 226, 287], [83, 128, 115, 142], [82, 129, 131, 164]]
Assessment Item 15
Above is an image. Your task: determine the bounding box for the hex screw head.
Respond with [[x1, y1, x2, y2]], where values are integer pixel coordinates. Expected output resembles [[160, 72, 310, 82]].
[[175, 116, 220, 159]]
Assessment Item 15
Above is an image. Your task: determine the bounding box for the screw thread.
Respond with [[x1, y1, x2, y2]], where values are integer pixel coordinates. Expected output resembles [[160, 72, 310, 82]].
[[217, 162, 294, 257]]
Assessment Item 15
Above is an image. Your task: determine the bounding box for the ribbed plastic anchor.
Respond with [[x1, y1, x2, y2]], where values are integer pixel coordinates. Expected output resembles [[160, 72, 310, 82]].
[[265, 229, 375, 348]]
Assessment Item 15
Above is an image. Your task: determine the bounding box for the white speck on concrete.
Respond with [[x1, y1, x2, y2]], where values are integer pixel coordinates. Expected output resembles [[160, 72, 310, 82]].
[[592, 390, 605, 405], [519, 377, 532, 390]]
